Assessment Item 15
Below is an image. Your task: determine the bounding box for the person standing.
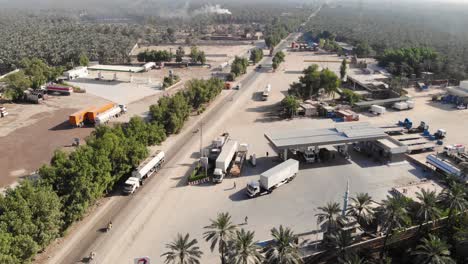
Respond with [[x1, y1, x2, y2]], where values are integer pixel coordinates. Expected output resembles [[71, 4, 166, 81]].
[[266, 151, 269, 157], [233, 182, 236, 189], [244, 216, 248, 224]]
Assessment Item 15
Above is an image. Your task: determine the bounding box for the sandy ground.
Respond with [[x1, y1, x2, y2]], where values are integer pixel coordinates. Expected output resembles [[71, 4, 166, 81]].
[[0, 93, 109, 188], [32, 33, 468, 264], [38, 45, 428, 264]]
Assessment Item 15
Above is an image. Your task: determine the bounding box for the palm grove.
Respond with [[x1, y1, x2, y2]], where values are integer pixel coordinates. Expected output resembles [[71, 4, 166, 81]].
[[0, 78, 224, 263], [160, 180, 468, 264]]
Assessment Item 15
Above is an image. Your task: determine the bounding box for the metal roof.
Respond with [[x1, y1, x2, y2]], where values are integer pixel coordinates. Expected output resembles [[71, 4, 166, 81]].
[[88, 65, 145, 73], [354, 96, 410, 107], [265, 122, 388, 150]]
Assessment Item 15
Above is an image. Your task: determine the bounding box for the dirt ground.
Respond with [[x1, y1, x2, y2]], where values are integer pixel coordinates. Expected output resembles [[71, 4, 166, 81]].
[[0, 93, 109, 189]]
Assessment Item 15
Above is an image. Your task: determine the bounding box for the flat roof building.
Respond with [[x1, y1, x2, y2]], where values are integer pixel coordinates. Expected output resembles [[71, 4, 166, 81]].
[[88, 65, 145, 73]]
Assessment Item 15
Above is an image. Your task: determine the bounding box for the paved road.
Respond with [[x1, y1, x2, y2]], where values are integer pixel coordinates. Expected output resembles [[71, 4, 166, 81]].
[[39, 33, 298, 264]]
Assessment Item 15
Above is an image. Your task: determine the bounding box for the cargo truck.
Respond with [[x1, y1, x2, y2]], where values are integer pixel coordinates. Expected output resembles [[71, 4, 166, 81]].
[[86, 102, 115, 123], [230, 143, 248, 177], [213, 140, 239, 183], [46, 84, 73, 95], [69, 107, 96, 127], [393, 101, 414, 111], [246, 159, 299, 198], [95, 104, 127, 126], [124, 151, 165, 194], [370, 105, 386, 115]]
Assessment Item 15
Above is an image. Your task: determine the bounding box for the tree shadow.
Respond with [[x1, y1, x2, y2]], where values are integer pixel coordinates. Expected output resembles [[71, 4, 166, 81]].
[[284, 70, 303, 74]]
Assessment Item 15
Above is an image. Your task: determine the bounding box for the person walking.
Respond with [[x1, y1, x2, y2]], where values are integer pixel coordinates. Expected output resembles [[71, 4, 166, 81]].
[[244, 216, 248, 225], [266, 151, 269, 157], [233, 182, 236, 189]]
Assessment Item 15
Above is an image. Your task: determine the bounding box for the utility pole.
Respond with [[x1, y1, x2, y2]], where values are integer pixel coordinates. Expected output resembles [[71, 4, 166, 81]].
[[199, 120, 203, 157]]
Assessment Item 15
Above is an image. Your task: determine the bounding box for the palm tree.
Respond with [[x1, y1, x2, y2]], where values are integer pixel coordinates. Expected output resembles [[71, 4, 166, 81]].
[[375, 195, 410, 260], [346, 193, 374, 226], [329, 230, 354, 262], [411, 235, 455, 264], [226, 229, 263, 264], [438, 182, 468, 223], [264, 225, 302, 264], [316, 202, 342, 233], [161, 233, 203, 264], [339, 253, 368, 264], [415, 189, 442, 234], [203, 212, 237, 264]]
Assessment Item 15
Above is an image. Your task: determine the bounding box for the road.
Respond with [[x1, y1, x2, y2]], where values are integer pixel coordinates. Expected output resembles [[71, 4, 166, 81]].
[[37, 33, 298, 264]]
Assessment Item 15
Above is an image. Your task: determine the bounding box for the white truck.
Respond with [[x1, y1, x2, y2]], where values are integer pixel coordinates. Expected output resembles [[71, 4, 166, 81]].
[[246, 159, 299, 198], [370, 105, 386, 115], [95, 104, 127, 126], [393, 101, 414, 111], [124, 150, 165, 194], [213, 140, 239, 183], [262, 84, 271, 101]]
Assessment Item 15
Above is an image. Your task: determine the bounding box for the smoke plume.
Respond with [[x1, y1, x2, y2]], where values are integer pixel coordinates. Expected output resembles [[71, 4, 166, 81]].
[[192, 4, 232, 16]]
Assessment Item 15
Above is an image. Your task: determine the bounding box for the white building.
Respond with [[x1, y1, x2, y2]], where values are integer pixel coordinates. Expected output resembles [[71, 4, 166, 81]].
[[64, 66, 88, 80]]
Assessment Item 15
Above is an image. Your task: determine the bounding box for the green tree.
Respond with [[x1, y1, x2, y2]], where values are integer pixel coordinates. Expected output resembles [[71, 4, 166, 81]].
[[341, 89, 362, 105], [176, 46, 185, 63], [329, 230, 354, 262], [340, 59, 347, 80], [230, 56, 249, 79], [263, 225, 302, 264], [411, 235, 455, 264], [281, 95, 300, 118], [320, 68, 340, 98], [197, 51, 206, 65], [415, 189, 442, 234], [316, 202, 342, 233], [375, 195, 411, 260], [226, 229, 263, 264], [203, 212, 237, 264], [161, 233, 203, 264], [190, 46, 199, 63], [2, 71, 32, 101], [250, 48, 264, 64], [438, 182, 467, 224], [346, 193, 374, 226], [79, 53, 89, 66], [339, 253, 368, 264], [354, 41, 373, 58], [289, 64, 321, 100]]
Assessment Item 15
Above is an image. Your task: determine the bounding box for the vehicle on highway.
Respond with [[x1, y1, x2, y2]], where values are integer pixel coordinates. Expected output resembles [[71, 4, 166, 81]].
[[246, 159, 299, 198], [262, 84, 271, 101], [123, 151, 165, 194]]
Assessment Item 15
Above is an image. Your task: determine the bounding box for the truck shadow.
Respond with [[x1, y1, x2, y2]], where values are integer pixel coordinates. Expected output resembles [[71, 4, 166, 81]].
[[228, 189, 250, 201], [49, 120, 74, 131]]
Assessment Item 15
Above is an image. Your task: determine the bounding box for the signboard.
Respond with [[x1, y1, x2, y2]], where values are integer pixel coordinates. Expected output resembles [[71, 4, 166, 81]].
[[134, 257, 151, 264]]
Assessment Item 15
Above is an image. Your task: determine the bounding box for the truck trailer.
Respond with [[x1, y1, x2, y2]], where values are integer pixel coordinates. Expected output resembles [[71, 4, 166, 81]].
[[230, 143, 248, 177], [213, 140, 239, 183], [124, 151, 165, 194], [86, 102, 115, 123], [46, 84, 73, 95], [95, 104, 127, 126], [246, 159, 299, 198], [69, 107, 96, 127]]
